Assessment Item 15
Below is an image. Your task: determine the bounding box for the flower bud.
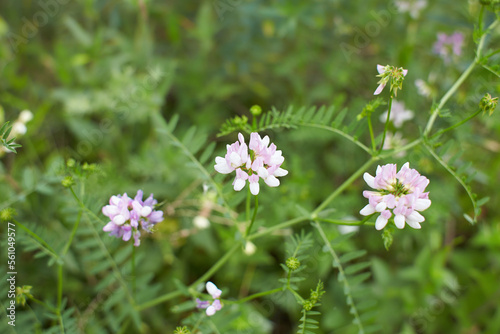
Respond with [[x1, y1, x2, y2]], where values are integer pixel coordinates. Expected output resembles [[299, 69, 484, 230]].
[[250, 105, 262, 116], [0, 208, 16, 221], [480, 93, 498, 116], [286, 257, 300, 271]]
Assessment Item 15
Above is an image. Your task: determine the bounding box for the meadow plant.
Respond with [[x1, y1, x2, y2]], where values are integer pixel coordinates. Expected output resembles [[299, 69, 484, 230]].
[[1, 2, 500, 334]]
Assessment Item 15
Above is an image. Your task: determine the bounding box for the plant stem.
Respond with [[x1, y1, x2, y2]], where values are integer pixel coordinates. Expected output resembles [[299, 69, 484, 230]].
[[247, 215, 310, 241], [431, 109, 482, 139], [423, 61, 477, 136], [312, 158, 376, 216], [13, 220, 59, 261], [136, 243, 241, 311], [367, 115, 377, 152], [132, 243, 136, 297], [424, 19, 499, 137], [378, 96, 393, 153], [244, 195, 258, 237], [314, 216, 375, 226], [61, 209, 83, 257], [57, 264, 63, 311], [229, 287, 284, 304], [314, 220, 364, 333]]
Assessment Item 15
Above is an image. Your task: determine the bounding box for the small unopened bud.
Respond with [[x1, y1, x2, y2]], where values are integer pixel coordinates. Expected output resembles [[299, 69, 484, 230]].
[[0, 208, 16, 221], [244, 241, 256, 255], [61, 176, 75, 188], [480, 93, 498, 116], [66, 159, 76, 168], [18, 110, 33, 123], [250, 105, 262, 116], [286, 257, 300, 271], [193, 216, 210, 229], [173, 326, 191, 334]]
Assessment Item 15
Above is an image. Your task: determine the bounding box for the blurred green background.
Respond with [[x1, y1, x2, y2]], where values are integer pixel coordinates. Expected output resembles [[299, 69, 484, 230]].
[[1, 0, 500, 333]]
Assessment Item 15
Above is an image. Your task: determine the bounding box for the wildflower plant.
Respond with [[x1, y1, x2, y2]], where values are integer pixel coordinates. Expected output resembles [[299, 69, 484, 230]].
[[4, 2, 500, 334], [102, 190, 164, 246], [214, 132, 288, 195]]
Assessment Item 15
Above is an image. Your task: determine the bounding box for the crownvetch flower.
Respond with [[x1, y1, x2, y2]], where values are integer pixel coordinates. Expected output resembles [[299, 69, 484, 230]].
[[360, 163, 431, 230], [433, 32, 464, 64], [214, 132, 288, 195], [374, 65, 408, 97], [196, 281, 223, 316], [379, 100, 414, 128], [102, 190, 164, 246]]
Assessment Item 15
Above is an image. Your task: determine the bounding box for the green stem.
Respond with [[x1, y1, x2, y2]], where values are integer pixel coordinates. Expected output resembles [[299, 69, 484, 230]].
[[423, 61, 477, 136], [229, 287, 284, 304], [61, 209, 82, 257], [136, 243, 241, 311], [302, 123, 371, 154], [378, 137, 422, 159], [431, 109, 482, 139], [312, 158, 376, 216], [367, 115, 376, 152], [244, 195, 258, 237], [314, 221, 364, 333], [378, 96, 393, 153], [28, 296, 57, 313], [287, 286, 304, 303], [68, 187, 137, 306], [132, 244, 136, 297], [246, 187, 251, 222], [247, 215, 310, 241], [57, 264, 63, 311], [424, 19, 499, 137], [314, 216, 375, 227], [13, 220, 59, 261]]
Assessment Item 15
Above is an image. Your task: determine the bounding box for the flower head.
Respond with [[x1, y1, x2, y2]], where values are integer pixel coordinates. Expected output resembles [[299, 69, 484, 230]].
[[382, 132, 408, 158], [196, 281, 223, 316], [102, 190, 164, 246], [433, 32, 464, 64], [374, 65, 408, 97], [214, 132, 288, 195], [379, 100, 414, 128], [360, 163, 431, 230], [395, 0, 427, 19]]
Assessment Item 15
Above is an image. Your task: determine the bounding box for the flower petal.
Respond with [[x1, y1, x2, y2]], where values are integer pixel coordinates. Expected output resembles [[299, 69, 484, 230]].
[[363, 173, 376, 188], [375, 215, 388, 230], [360, 204, 375, 216], [394, 214, 405, 229]]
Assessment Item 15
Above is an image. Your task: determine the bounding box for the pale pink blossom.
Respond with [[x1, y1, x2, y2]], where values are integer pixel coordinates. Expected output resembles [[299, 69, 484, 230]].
[[379, 101, 414, 128], [196, 281, 223, 316], [214, 132, 288, 195], [433, 32, 464, 64], [360, 163, 431, 230], [102, 190, 163, 246]]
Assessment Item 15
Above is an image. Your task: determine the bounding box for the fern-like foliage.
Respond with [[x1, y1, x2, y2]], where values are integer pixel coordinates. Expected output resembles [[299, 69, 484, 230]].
[[0, 121, 22, 153], [314, 222, 380, 334], [297, 281, 325, 334], [279, 231, 314, 289], [423, 138, 488, 224], [217, 106, 371, 153], [152, 112, 232, 213]]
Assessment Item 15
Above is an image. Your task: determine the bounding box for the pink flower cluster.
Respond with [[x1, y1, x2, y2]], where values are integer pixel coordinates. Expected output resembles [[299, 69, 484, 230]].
[[196, 281, 223, 316], [433, 32, 464, 64], [102, 190, 163, 246], [360, 163, 431, 230], [214, 132, 288, 195]]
